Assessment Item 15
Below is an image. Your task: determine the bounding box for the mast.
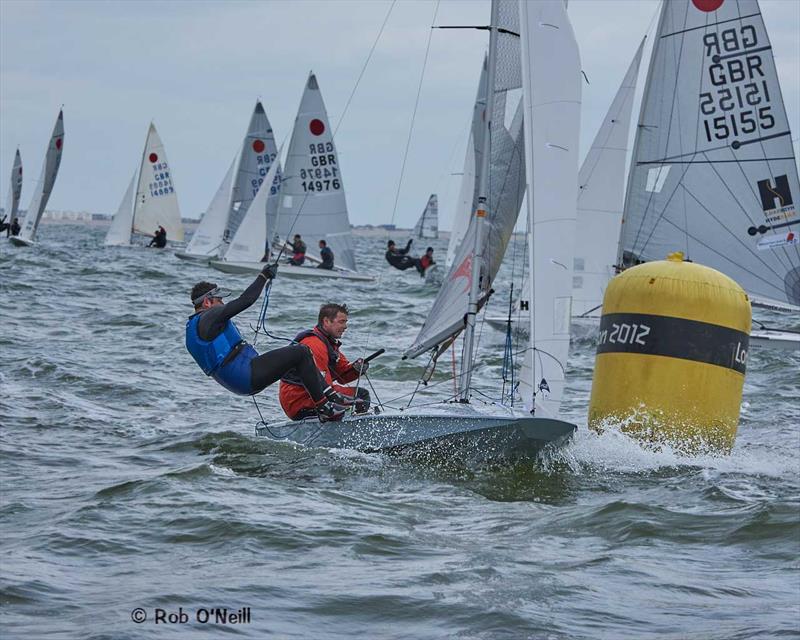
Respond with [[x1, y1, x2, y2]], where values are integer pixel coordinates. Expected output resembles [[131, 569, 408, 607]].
[[459, 0, 499, 402]]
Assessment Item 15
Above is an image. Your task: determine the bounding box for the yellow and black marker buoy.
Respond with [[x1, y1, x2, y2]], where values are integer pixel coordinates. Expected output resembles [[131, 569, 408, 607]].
[[588, 252, 751, 453]]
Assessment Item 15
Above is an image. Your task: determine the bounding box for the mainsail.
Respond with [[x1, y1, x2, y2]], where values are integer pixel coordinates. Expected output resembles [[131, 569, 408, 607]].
[[413, 194, 439, 240], [572, 38, 645, 317], [404, 1, 526, 359], [275, 73, 356, 271], [17, 110, 64, 242], [184, 157, 236, 256], [518, 0, 582, 417], [5, 149, 22, 225], [618, 0, 800, 308], [446, 56, 487, 270], [226, 101, 278, 248], [132, 123, 184, 242], [104, 171, 137, 246]]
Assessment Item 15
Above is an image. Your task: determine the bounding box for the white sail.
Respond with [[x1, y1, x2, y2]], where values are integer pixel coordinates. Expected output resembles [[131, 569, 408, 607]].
[[618, 0, 799, 308], [5, 149, 22, 225], [224, 154, 282, 264], [413, 194, 439, 239], [275, 73, 356, 271], [104, 171, 137, 246], [185, 156, 236, 257], [572, 38, 645, 317], [404, 1, 526, 360], [446, 56, 488, 270], [225, 101, 278, 248], [17, 110, 64, 242], [132, 123, 184, 242], [518, 0, 582, 417]]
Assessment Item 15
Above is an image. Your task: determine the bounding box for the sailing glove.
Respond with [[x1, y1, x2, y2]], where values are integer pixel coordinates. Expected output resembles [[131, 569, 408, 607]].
[[261, 263, 278, 280], [351, 358, 369, 374]]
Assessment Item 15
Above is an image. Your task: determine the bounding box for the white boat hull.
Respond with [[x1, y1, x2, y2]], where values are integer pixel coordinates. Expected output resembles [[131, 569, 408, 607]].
[[175, 251, 214, 263], [255, 404, 576, 463], [209, 260, 376, 282], [8, 236, 34, 247]]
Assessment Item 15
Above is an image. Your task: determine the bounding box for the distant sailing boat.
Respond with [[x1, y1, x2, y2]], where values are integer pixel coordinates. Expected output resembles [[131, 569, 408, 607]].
[[176, 101, 277, 261], [413, 194, 439, 239], [257, 0, 581, 460], [618, 0, 799, 346], [211, 73, 374, 282], [9, 110, 64, 247], [104, 123, 184, 246], [3, 149, 22, 233]]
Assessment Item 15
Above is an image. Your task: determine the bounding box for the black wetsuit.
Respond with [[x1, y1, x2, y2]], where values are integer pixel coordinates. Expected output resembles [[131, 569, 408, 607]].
[[385, 239, 417, 271], [195, 274, 327, 399], [149, 229, 167, 248], [10, 220, 21, 237], [318, 246, 334, 270]]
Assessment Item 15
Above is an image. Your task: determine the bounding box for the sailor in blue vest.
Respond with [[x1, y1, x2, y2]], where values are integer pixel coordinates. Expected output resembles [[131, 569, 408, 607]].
[[185, 263, 346, 422]]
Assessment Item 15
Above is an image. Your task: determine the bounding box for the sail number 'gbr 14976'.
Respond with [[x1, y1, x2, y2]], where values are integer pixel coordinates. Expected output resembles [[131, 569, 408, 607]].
[[699, 25, 775, 144], [301, 142, 341, 193]]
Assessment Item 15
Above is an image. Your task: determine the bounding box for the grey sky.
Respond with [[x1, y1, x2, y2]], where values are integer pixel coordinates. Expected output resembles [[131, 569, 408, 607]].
[[1, 0, 798, 231]]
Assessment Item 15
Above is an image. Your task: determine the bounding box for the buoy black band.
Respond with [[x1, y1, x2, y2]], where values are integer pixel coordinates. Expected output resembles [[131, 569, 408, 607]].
[[596, 313, 749, 374]]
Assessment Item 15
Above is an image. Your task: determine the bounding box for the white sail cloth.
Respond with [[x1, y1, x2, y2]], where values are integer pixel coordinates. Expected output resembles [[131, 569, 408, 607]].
[[185, 157, 236, 256], [17, 110, 64, 242], [518, 0, 582, 417], [104, 172, 137, 246], [275, 73, 356, 271], [405, 0, 526, 359], [224, 154, 283, 264], [618, 0, 800, 307], [132, 123, 183, 242], [572, 38, 645, 316]]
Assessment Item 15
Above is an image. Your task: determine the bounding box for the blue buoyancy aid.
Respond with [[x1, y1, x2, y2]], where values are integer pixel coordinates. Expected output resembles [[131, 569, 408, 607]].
[[185, 313, 245, 375]]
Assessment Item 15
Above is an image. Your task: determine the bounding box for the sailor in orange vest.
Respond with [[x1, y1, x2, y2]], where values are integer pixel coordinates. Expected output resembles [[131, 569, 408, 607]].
[[279, 303, 370, 420]]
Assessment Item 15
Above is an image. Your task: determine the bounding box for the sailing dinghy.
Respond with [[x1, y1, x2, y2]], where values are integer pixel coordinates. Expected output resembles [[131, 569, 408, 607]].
[[177, 102, 276, 262], [3, 149, 22, 231], [104, 123, 184, 247], [211, 73, 374, 283], [413, 194, 439, 240], [256, 0, 581, 461], [9, 110, 64, 247]]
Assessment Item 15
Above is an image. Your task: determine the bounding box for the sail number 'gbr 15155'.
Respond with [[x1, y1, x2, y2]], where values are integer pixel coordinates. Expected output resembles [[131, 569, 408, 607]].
[[301, 142, 341, 193], [699, 25, 775, 144]]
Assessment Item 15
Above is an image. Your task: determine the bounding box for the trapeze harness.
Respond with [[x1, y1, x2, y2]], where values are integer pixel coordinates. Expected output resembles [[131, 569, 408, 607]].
[[185, 313, 257, 395]]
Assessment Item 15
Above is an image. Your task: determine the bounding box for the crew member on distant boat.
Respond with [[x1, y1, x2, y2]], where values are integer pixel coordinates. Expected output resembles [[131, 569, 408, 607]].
[[148, 225, 167, 248], [185, 265, 346, 422], [318, 239, 334, 270], [279, 303, 370, 420], [288, 234, 307, 266], [385, 239, 416, 271], [416, 247, 435, 276], [9, 217, 21, 237]]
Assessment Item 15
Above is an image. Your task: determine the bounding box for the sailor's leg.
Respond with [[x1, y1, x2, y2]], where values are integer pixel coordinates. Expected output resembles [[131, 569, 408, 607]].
[[250, 344, 327, 402]]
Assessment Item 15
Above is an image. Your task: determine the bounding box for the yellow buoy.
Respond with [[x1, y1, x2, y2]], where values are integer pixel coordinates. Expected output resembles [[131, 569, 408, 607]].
[[588, 253, 751, 453]]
